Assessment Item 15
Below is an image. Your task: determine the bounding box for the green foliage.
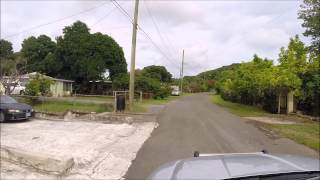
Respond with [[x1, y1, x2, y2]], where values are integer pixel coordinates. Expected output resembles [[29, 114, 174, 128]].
[[21, 35, 56, 74], [25, 75, 53, 96], [198, 63, 241, 80], [55, 21, 127, 92], [19, 21, 127, 93], [182, 76, 208, 93], [0, 39, 13, 59], [141, 65, 172, 82], [298, 0, 320, 54], [211, 95, 270, 117], [135, 76, 160, 95], [297, 55, 320, 116], [135, 76, 171, 99], [112, 73, 129, 90], [212, 36, 318, 116]]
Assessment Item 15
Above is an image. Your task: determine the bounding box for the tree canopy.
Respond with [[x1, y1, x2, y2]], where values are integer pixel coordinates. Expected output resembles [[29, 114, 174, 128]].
[[54, 21, 127, 91], [18, 21, 128, 92], [141, 65, 172, 83], [21, 35, 56, 74], [0, 39, 13, 59], [298, 0, 320, 54]]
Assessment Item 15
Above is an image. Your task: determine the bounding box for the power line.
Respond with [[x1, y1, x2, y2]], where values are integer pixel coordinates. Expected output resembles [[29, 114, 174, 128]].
[[138, 27, 181, 69], [91, 5, 119, 28], [3, 2, 110, 39], [111, 0, 180, 70], [110, 0, 133, 23], [143, 1, 178, 62]]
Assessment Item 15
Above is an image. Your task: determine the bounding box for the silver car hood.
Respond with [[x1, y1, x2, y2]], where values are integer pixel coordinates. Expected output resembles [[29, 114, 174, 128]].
[[148, 153, 320, 180]]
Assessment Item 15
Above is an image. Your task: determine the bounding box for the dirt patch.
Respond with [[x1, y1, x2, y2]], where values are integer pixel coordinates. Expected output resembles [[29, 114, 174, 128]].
[[244, 116, 296, 124], [246, 121, 281, 140]]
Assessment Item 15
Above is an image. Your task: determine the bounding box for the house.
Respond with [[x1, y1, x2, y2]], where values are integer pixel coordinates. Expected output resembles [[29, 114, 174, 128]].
[[87, 80, 113, 95], [0, 82, 5, 95], [20, 72, 74, 97]]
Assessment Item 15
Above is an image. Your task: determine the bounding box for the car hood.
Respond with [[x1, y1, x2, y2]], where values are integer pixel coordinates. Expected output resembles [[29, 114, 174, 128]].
[[0, 103, 32, 110], [148, 153, 320, 180]]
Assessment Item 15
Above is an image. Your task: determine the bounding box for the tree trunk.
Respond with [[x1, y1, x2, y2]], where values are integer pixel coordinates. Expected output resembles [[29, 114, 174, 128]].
[[277, 92, 281, 114]]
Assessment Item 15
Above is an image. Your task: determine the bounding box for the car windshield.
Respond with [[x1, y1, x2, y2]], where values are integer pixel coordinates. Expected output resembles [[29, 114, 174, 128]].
[[0, 95, 18, 104]]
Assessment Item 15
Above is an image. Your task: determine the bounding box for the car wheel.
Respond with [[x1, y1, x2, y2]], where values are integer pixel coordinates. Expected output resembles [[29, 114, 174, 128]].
[[0, 112, 5, 123]]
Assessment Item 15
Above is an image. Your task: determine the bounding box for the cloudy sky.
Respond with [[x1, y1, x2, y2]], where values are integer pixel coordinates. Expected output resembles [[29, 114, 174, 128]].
[[1, 0, 308, 77]]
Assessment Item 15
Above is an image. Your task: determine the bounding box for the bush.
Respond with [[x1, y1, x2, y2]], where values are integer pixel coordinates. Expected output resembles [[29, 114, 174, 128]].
[[25, 74, 53, 96], [154, 84, 171, 99], [135, 76, 170, 99], [112, 73, 129, 90]]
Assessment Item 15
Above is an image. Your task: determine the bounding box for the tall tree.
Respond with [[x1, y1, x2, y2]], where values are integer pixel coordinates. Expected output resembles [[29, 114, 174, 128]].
[[55, 21, 127, 92], [21, 35, 56, 74], [298, 0, 320, 54], [0, 39, 13, 59]]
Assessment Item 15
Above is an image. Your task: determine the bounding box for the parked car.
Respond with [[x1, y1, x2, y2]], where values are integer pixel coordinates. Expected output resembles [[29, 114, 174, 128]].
[[10, 83, 26, 95], [0, 95, 33, 122], [171, 85, 180, 96], [148, 151, 320, 180]]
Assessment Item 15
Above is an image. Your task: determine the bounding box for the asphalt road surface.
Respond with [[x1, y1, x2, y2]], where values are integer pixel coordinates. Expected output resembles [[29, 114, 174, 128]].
[[125, 93, 318, 179]]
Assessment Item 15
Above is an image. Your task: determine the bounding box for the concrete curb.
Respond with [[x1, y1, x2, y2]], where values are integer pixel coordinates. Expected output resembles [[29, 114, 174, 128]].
[[0, 146, 74, 175]]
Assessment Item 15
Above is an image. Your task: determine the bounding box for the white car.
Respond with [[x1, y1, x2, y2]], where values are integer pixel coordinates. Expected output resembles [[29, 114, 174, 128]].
[[10, 83, 26, 95], [171, 90, 180, 96]]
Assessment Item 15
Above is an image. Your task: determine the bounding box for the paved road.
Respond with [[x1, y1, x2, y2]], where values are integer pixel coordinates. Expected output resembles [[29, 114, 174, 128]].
[[125, 93, 318, 179]]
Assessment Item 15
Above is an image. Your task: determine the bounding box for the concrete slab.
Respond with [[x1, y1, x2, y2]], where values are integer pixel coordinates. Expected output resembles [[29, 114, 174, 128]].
[[0, 119, 157, 179], [1, 146, 74, 175]]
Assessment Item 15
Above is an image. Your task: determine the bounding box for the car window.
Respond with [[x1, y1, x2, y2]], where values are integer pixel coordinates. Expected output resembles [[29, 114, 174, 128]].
[[0, 96, 18, 104]]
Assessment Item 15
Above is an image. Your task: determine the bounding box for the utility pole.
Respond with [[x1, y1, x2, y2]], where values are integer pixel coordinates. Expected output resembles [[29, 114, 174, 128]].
[[129, 0, 140, 111], [180, 49, 184, 94]]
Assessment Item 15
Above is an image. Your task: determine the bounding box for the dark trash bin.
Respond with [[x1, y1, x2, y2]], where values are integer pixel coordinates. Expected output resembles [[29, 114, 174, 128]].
[[116, 95, 125, 112]]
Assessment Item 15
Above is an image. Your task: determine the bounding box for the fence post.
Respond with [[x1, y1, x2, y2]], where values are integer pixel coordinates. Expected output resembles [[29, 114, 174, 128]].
[[140, 91, 142, 103], [114, 92, 117, 112]]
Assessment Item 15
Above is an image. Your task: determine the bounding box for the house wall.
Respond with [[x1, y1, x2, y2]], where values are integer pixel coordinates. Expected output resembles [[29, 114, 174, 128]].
[[50, 81, 64, 97], [50, 81, 73, 97]]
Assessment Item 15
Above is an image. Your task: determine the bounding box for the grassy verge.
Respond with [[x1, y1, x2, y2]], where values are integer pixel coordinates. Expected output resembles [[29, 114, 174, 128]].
[[269, 123, 320, 151], [210, 95, 319, 151], [210, 95, 270, 117], [33, 101, 112, 113]]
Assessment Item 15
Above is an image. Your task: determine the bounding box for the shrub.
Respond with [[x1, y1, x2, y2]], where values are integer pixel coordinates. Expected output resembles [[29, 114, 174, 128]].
[[25, 74, 53, 96], [112, 73, 129, 90]]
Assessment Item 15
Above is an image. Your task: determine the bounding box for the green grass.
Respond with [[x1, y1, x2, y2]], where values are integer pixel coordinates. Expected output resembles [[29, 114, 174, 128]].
[[72, 96, 114, 101], [210, 95, 270, 117], [33, 101, 112, 113], [270, 123, 320, 151], [131, 103, 148, 113]]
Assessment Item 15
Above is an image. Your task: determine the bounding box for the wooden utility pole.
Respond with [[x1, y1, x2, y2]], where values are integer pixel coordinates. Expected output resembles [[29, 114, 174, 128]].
[[180, 49, 184, 93], [129, 0, 140, 111]]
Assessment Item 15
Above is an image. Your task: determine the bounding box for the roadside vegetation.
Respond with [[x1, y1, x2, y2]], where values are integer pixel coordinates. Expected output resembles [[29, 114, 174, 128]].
[[202, 0, 319, 117], [211, 95, 269, 117], [212, 94, 320, 151], [269, 123, 320, 151], [33, 100, 112, 113]]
